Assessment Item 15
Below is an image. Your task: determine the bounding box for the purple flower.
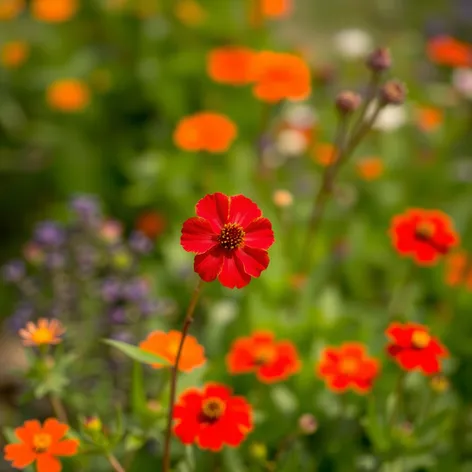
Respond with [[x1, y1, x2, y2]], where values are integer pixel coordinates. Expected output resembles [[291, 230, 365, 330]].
[[123, 278, 149, 302], [101, 278, 122, 303], [129, 231, 153, 254], [5, 303, 34, 332], [1, 260, 25, 283], [45, 252, 66, 270], [70, 194, 101, 228], [110, 330, 135, 344], [109, 307, 127, 324], [34, 221, 66, 248]]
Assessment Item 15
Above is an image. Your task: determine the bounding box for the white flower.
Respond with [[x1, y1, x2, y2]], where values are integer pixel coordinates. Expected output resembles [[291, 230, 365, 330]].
[[276, 129, 308, 156], [283, 103, 317, 129], [368, 101, 408, 132], [452, 68, 472, 99], [333, 28, 374, 60]]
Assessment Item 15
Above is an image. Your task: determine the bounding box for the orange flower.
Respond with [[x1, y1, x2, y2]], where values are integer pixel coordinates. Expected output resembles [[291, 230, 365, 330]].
[[31, 0, 77, 22], [261, 0, 291, 17], [312, 142, 337, 166], [139, 330, 206, 372], [19, 319, 65, 346], [207, 47, 255, 86], [316, 342, 380, 394], [135, 210, 166, 239], [0, 0, 24, 19], [356, 157, 384, 181], [173, 112, 237, 153], [46, 79, 90, 112], [427, 36, 472, 68], [416, 106, 443, 133], [250, 51, 311, 103], [4, 418, 79, 471], [444, 250, 472, 289], [226, 331, 301, 383], [174, 0, 206, 26], [1, 41, 29, 68]]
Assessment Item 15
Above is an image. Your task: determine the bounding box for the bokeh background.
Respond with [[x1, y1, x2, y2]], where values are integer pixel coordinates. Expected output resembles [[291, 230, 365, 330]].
[[2, 0, 472, 471]]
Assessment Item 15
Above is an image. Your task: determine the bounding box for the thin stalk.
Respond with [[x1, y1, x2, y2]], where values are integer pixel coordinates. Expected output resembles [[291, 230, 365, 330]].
[[388, 371, 406, 428], [49, 394, 69, 424], [107, 453, 126, 472], [162, 279, 205, 472]]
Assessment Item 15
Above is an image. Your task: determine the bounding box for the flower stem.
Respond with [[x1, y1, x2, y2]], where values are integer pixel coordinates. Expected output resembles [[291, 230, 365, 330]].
[[162, 279, 205, 472], [388, 371, 406, 428], [49, 394, 69, 424], [107, 453, 126, 472]]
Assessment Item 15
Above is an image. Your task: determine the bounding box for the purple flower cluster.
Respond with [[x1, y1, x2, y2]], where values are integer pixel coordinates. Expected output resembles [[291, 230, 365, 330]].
[[2, 194, 164, 341]]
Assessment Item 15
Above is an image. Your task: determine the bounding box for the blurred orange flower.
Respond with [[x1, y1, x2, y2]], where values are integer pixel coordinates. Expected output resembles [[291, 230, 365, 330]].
[[139, 330, 206, 372], [316, 342, 380, 394], [1, 41, 29, 68], [444, 250, 472, 289], [226, 331, 301, 383], [356, 157, 384, 181], [19, 319, 65, 346], [207, 46, 256, 86], [427, 36, 472, 68], [135, 210, 166, 239], [173, 112, 237, 153], [250, 51, 311, 103], [261, 0, 291, 17], [312, 142, 337, 166], [0, 0, 24, 19], [46, 79, 90, 112], [31, 0, 77, 22], [175, 0, 206, 26], [416, 106, 443, 133]]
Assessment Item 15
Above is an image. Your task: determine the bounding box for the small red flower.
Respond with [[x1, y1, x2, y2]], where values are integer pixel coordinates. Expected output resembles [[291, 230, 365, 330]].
[[386, 322, 449, 375], [173, 383, 253, 451], [444, 250, 472, 290], [389, 208, 459, 265], [226, 331, 301, 383], [180, 193, 275, 289], [316, 342, 380, 394]]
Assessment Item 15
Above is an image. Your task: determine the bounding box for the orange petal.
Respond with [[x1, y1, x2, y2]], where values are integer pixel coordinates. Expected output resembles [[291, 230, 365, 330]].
[[15, 419, 41, 444], [37, 453, 61, 472], [43, 418, 68, 442], [49, 439, 79, 456], [4, 443, 36, 468]]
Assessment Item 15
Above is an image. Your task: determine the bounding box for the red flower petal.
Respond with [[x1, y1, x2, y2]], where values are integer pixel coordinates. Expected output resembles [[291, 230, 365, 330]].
[[203, 383, 232, 401], [15, 420, 41, 445], [243, 217, 274, 250], [43, 418, 68, 442], [181, 217, 218, 254], [228, 195, 262, 228], [194, 247, 224, 282], [218, 253, 251, 288], [49, 439, 79, 456], [36, 454, 61, 472], [196, 423, 226, 451], [4, 444, 36, 468], [396, 350, 421, 370], [340, 342, 366, 358], [328, 374, 350, 392], [236, 247, 270, 278], [173, 419, 200, 445], [196, 193, 229, 232], [419, 355, 440, 374]]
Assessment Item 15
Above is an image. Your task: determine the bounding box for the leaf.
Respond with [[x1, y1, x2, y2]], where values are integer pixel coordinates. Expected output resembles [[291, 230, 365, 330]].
[[103, 339, 171, 366], [131, 362, 147, 416]]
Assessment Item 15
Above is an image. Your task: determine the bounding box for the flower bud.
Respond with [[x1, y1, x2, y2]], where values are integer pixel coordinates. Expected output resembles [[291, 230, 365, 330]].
[[380, 80, 407, 105], [335, 91, 362, 114], [249, 442, 267, 461], [298, 413, 318, 435], [273, 189, 294, 208], [366, 47, 392, 72], [430, 374, 449, 393], [84, 416, 102, 432]]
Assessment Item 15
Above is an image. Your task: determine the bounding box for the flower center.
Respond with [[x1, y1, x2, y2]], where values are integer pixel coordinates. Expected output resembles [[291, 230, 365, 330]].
[[411, 330, 430, 349], [218, 223, 245, 250], [254, 345, 277, 365], [31, 328, 54, 345], [415, 221, 435, 240], [339, 357, 359, 375], [33, 433, 52, 453], [201, 397, 226, 421]]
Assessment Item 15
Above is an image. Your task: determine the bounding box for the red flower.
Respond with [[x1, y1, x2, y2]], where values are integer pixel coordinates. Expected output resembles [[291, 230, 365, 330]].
[[226, 331, 301, 383], [180, 193, 275, 289], [389, 208, 459, 265], [173, 383, 253, 451], [4, 418, 79, 472], [427, 35, 472, 68], [444, 250, 472, 290], [316, 343, 380, 394], [386, 322, 449, 375]]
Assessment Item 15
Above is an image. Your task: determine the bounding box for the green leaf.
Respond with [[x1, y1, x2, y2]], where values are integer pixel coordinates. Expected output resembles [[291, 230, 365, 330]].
[[131, 361, 146, 416], [103, 339, 171, 366]]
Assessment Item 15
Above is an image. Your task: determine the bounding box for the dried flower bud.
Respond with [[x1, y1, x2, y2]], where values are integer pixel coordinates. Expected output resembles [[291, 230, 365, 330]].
[[335, 91, 362, 114], [430, 374, 449, 393], [298, 413, 318, 435], [380, 80, 407, 105], [366, 47, 392, 72], [273, 189, 294, 207]]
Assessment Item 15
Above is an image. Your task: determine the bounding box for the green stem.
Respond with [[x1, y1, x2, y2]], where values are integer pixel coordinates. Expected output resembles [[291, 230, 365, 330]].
[[388, 371, 406, 428], [162, 279, 205, 472]]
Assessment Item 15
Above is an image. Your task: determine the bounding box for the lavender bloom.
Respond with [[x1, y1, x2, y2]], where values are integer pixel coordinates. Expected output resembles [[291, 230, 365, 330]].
[[129, 231, 153, 254], [45, 252, 66, 270], [101, 278, 122, 303], [110, 331, 134, 343], [34, 221, 66, 248], [109, 307, 127, 324], [5, 303, 34, 332], [1, 260, 25, 283], [139, 299, 160, 317], [123, 278, 149, 302], [70, 194, 101, 228]]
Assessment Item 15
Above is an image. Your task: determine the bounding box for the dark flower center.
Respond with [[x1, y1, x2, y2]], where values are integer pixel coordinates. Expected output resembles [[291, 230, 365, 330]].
[[254, 346, 277, 365], [218, 223, 245, 250], [200, 397, 226, 423], [414, 221, 435, 241]]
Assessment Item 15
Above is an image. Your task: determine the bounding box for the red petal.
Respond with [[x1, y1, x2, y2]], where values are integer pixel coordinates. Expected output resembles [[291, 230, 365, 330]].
[[203, 383, 232, 401], [385, 323, 411, 347], [236, 247, 270, 278], [328, 374, 350, 392], [226, 342, 257, 374], [173, 419, 200, 445], [218, 253, 251, 289], [4, 444, 36, 468], [36, 454, 61, 472], [396, 350, 421, 371], [226, 397, 253, 430], [15, 420, 41, 445], [43, 418, 68, 442], [228, 195, 262, 228], [49, 440, 79, 456], [195, 193, 229, 232], [181, 217, 218, 254], [194, 247, 224, 282], [340, 342, 366, 358], [419, 355, 440, 374], [196, 424, 225, 451], [244, 218, 274, 250]]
